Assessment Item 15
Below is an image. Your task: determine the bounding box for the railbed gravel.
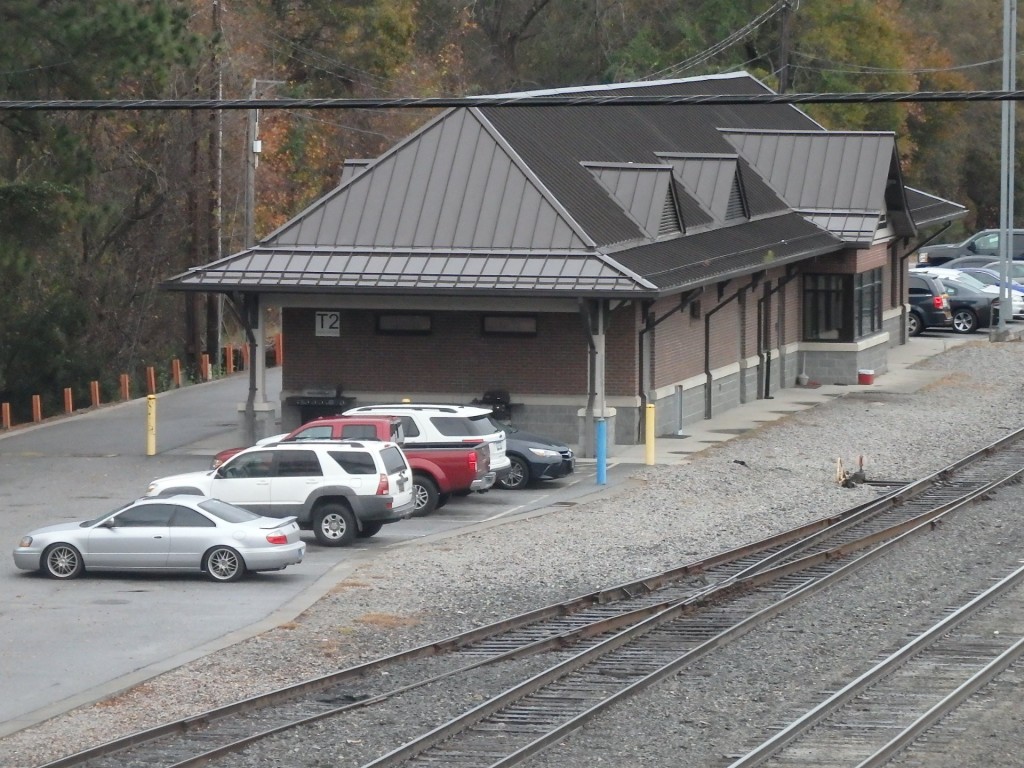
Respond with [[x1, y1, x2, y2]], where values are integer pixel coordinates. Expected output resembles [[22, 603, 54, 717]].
[[5, 338, 1024, 767]]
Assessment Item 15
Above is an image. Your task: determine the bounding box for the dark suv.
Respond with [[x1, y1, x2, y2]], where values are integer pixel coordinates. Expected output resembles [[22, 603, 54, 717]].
[[907, 273, 953, 336], [917, 229, 1024, 267]]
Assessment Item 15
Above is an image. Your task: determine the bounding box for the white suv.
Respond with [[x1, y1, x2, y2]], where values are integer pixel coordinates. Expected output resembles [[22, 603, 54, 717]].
[[146, 441, 414, 546], [343, 403, 511, 480]]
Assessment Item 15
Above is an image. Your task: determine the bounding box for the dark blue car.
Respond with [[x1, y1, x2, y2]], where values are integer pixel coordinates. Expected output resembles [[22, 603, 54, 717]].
[[489, 418, 575, 490]]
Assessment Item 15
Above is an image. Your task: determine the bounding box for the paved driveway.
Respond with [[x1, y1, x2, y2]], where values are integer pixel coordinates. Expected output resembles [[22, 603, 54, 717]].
[[0, 372, 623, 736]]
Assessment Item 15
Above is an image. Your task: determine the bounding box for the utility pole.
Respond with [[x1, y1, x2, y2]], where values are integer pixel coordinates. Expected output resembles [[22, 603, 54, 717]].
[[242, 79, 285, 445], [245, 79, 286, 248], [996, 0, 1017, 338], [206, 0, 224, 365], [778, 0, 795, 93]]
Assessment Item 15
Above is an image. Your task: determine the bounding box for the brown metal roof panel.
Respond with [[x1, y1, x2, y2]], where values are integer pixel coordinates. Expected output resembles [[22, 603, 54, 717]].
[[904, 187, 968, 228], [610, 214, 841, 290]]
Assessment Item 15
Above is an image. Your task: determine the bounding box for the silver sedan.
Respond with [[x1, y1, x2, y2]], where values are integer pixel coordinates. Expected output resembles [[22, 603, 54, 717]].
[[13, 495, 305, 582]]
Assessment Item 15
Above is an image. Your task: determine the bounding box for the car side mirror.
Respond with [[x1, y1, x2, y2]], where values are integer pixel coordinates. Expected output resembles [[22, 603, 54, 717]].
[[101, 518, 117, 528]]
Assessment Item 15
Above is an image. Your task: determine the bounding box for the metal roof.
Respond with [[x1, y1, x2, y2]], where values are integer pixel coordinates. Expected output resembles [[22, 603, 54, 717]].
[[163, 72, 966, 298], [164, 247, 656, 297]]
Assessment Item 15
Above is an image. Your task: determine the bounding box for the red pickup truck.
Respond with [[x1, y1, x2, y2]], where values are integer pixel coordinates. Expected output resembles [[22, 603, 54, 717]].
[[211, 416, 494, 516]]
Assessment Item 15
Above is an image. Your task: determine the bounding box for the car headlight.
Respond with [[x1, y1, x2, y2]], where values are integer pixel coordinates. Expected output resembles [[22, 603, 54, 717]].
[[18, 536, 33, 548], [528, 448, 560, 458]]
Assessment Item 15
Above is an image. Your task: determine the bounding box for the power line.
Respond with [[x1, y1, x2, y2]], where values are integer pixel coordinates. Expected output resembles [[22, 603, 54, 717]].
[[6, 89, 1024, 111]]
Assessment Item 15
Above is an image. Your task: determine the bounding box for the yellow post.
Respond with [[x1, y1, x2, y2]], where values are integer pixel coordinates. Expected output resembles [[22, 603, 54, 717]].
[[146, 394, 157, 456], [645, 403, 656, 465]]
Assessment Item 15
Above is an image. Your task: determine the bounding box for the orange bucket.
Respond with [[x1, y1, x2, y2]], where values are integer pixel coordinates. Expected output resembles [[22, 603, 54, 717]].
[[857, 369, 875, 385]]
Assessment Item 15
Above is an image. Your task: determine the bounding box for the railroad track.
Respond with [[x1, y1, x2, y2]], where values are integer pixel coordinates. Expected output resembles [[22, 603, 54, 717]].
[[38, 426, 1024, 768], [724, 563, 1024, 767]]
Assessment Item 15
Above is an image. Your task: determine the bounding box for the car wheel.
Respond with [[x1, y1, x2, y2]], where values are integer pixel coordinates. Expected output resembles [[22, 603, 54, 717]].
[[497, 455, 531, 490], [204, 546, 245, 582], [42, 544, 84, 580], [357, 521, 383, 538], [951, 308, 978, 334], [437, 492, 452, 509], [412, 475, 439, 517], [313, 503, 357, 546], [907, 311, 923, 337]]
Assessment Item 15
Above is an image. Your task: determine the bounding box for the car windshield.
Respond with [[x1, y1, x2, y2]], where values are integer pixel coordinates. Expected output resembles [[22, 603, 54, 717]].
[[199, 498, 262, 523], [80, 501, 134, 527]]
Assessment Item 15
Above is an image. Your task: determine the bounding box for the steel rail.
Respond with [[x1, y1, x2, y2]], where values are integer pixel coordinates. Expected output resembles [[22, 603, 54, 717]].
[[726, 563, 1024, 767]]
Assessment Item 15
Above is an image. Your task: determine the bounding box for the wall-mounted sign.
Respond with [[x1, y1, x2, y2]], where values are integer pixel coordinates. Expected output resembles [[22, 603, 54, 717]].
[[315, 311, 341, 337]]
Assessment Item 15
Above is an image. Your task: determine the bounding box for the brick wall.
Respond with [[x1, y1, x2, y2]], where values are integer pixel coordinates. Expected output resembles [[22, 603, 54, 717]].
[[282, 307, 592, 397]]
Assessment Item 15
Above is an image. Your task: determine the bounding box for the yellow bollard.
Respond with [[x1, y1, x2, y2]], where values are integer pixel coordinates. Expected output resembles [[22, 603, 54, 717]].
[[146, 394, 157, 456], [645, 403, 656, 465]]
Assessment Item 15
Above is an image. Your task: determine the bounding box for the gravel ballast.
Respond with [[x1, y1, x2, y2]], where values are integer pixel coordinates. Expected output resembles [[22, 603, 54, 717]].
[[4, 338, 1024, 767]]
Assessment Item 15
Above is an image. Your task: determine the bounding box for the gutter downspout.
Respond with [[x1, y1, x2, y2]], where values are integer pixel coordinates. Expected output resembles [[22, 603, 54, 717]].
[[704, 277, 759, 419], [637, 291, 700, 442], [579, 299, 598, 457], [757, 268, 799, 400]]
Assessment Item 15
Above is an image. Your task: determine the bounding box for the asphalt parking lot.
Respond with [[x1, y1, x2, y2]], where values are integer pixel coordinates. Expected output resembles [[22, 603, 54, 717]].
[[0, 372, 629, 736]]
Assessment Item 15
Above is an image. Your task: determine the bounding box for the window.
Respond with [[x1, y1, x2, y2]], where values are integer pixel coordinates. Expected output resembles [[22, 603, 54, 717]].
[[274, 450, 323, 477], [804, 269, 883, 341], [854, 268, 883, 337], [113, 505, 174, 527], [340, 424, 381, 440], [482, 314, 537, 337], [169, 506, 215, 527], [803, 274, 848, 341], [290, 425, 333, 441], [328, 450, 377, 475], [223, 451, 275, 478], [377, 313, 431, 335]]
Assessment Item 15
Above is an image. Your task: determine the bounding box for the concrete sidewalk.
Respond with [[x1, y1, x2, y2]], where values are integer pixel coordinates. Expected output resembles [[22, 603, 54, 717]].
[[602, 333, 980, 466]]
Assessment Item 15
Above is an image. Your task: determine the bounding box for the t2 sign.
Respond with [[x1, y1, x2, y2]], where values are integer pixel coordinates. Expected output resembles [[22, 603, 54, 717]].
[[315, 311, 341, 337]]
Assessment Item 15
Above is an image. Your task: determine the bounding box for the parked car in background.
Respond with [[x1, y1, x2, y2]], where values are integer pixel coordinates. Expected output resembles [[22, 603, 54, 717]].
[[916, 229, 1024, 266], [343, 403, 512, 481], [211, 414, 406, 468], [954, 267, 1024, 298], [13, 496, 305, 582], [488, 417, 575, 490], [907, 273, 953, 336], [914, 267, 1024, 319], [939, 255, 1024, 270], [983, 260, 1024, 283], [213, 415, 492, 517], [937, 277, 999, 333], [147, 441, 414, 546]]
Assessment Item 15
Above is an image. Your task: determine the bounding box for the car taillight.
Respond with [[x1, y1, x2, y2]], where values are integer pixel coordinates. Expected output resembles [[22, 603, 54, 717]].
[[376, 473, 388, 495], [932, 295, 943, 309], [266, 532, 288, 545], [468, 451, 477, 472]]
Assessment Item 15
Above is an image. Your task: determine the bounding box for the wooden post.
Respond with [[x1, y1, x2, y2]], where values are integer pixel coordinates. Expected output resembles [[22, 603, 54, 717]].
[[120, 373, 130, 401], [171, 358, 182, 388], [1, 402, 10, 429], [240, 342, 249, 370], [275, 332, 283, 366], [90, 380, 101, 407], [64, 388, 74, 414], [32, 395, 42, 423], [201, 353, 211, 381], [147, 366, 157, 395], [225, 343, 235, 374]]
